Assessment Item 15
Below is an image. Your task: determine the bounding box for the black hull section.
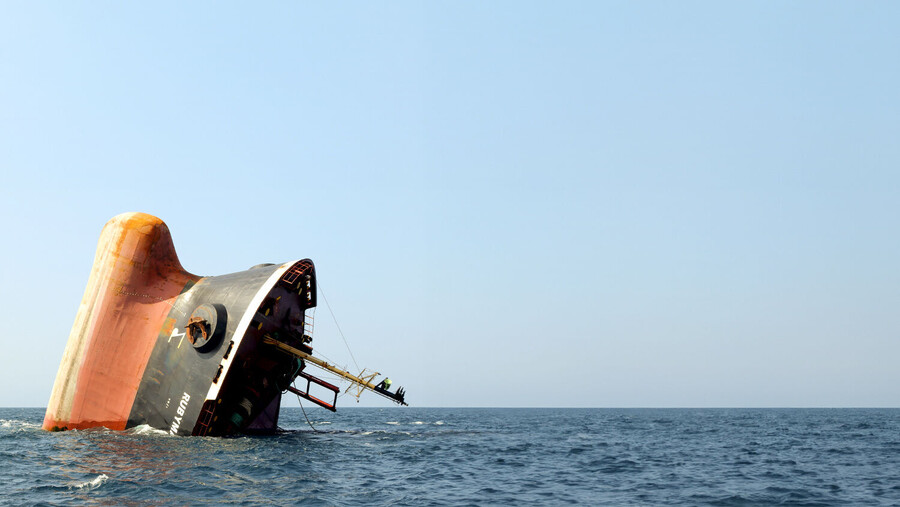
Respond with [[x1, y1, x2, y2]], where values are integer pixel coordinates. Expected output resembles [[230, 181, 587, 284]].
[[127, 260, 316, 436]]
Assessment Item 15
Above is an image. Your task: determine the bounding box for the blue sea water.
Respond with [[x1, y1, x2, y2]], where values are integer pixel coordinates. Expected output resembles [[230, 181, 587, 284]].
[[1, 408, 899, 505]]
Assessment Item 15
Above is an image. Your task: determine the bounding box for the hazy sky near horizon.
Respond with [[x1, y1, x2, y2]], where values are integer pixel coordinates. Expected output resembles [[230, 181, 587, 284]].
[[1, 2, 898, 408]]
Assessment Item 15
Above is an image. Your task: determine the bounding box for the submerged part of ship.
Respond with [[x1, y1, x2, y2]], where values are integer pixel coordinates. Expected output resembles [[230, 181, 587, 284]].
[[43, 212, 406, 436]]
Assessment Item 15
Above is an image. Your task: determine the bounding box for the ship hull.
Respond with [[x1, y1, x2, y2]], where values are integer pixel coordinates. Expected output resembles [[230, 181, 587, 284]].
[[44, 213, 316, 436]]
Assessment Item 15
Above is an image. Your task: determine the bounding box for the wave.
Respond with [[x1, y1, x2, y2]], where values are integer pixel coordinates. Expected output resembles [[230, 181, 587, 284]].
[[73, 474, 108, 490], [6, 408, 900, 505], [383, 420, 445, 426], [126, 424, 171, 436], [0, 419, 40, 430]]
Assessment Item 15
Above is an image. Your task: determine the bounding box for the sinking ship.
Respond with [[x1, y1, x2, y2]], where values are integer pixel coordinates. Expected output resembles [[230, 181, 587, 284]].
[[43, 212, 406, 436]]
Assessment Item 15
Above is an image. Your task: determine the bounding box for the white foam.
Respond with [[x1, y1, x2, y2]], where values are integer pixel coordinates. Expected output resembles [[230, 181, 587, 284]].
[[413, 421, 424, 425], [74, 474, 108, 490], [434, 421, 445, 425], [127, 424, 170, 436], [0, 419, 40, 430], [378, 431, 412, 438], [386, 421, 400, 425]]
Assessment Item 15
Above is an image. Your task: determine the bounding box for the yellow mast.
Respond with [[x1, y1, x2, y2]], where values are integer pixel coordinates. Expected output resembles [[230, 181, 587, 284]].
[[262, 335, 388, 397]]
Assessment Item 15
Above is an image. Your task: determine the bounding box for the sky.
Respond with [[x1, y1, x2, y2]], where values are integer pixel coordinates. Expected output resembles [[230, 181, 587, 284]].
[[1, 2, 898, 408]]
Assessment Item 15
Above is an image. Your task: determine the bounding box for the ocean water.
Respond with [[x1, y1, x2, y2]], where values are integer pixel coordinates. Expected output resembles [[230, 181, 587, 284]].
[[1, 408, 899, 505]]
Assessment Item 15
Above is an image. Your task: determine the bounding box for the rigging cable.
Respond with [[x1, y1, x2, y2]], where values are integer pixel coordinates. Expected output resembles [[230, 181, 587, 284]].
[[294, 390, 321, 433], [317, 281, 360, 373], [304, 303, 351, 394]]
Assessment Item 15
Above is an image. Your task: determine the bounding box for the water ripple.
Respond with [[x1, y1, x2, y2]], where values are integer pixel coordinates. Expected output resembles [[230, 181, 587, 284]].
[[1, 408, 900, 504]]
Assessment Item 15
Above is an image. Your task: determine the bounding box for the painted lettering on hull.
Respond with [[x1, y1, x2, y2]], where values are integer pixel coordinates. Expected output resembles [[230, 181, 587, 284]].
[[168, 327, 187, 348], [169, 392, 191, 435]]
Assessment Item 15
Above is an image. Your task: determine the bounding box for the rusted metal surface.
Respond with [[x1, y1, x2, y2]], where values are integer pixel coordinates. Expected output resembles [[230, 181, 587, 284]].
[[43, 213, 200, 431], [187, 317, 210, 343]]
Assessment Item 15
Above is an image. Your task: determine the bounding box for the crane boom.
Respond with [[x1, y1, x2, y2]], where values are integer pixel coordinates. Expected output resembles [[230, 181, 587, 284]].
[[262, 335, 407, 405]]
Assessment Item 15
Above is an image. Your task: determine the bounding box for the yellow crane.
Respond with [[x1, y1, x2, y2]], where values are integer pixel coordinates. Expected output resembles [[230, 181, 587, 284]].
[[263, 335, 407, 410]]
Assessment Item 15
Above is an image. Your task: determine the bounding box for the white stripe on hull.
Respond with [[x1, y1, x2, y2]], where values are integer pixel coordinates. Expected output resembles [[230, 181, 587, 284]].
[[204, 260, 298, 402]]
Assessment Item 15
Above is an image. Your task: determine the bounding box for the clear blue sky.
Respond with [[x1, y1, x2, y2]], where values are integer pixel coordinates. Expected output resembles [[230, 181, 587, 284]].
[[1, 2, 898, 407]]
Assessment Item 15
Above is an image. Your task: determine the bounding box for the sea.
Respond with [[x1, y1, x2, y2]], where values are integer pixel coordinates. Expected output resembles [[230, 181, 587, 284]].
[[1, 407, 899, 505]]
